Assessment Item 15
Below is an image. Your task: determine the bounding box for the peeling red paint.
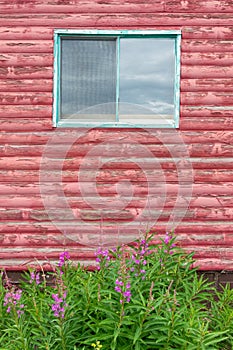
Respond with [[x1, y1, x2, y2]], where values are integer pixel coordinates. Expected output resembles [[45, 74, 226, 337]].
[[0, 0, 233, 269]]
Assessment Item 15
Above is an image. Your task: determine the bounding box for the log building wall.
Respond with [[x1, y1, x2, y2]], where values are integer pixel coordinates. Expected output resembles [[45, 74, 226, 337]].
[[0, 0, 233, 270]]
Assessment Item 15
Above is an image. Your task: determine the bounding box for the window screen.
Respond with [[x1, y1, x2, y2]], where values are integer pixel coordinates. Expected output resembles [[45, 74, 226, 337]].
[[61, 38, 117, 121]]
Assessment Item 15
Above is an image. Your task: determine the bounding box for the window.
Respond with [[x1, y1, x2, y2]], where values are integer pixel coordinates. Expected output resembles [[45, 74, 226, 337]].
[[53, 30, 181, 128]]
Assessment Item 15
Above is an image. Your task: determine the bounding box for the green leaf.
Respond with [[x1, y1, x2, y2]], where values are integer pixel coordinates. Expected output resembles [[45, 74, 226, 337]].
[[133, 326, 142, 344]]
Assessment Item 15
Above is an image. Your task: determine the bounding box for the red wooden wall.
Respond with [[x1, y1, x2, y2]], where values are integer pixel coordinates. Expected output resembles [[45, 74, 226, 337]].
[[0, 0, 233, 270]]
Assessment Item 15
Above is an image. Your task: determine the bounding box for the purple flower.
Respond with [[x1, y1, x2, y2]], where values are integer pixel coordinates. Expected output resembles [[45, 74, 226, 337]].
[[30, 272, 40, 285], [115, 276, 131, 303], [6, 306, 11, 313], [116, 279, 124, 286], [132, 254, 140, 265], [95, 247, 110, 269], [123, 290, 131, 303], [4, 288, 24, 317], [102, 249, 109, 257], [164, 231, 173, 245], [14, 290, 22, 300], [51, 292, 67, 318], [17, 304, 25, 317], [58, 251, 70, 267], [123, 290, 131, 298], [140, 249, 146, 256]]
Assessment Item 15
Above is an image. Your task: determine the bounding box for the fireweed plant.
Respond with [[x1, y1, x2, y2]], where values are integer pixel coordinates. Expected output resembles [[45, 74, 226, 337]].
[[0, 232, 232, 349]]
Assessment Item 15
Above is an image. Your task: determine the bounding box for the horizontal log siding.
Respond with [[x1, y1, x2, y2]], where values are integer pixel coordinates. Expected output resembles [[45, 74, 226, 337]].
[[0, 0, 233, 270]]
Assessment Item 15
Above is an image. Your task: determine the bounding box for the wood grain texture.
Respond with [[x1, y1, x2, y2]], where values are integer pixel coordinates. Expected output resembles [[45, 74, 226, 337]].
[[0, 0, 232, 14], [0, 130, 232, 144], [181, 79, 233, 92], [1, 14, 233, 27], [182, 65, 233, 79], [0, 69, 52, 80], [0, 79, 53, 92], [0, 40, 53, 53], [0, 142, 232, 158], [0, 105, 52, 117], [0, 118, 52, 131], [0, 194, 233, 211], [0, 54, 53, 67], [0, 0, 233, 269], [0, 92, 52, 105]]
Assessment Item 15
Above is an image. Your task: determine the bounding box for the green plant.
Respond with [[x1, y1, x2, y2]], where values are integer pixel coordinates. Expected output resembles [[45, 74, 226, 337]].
[[0, 231, 231, 349]]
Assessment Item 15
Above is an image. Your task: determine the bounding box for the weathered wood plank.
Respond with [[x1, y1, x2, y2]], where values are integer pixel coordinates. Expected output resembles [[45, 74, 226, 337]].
[[0, 79, 53, 92], [0, 233, 228, 249], [0, 164, 230, 184], [0, 40, 53, 53], [181, 79, 233, 92], [182, 65, 233, 79], [0, 187, 230, 208], [0, 13, 233, 27], [0, 207, 233, 222], [0, 141, 231, 157], [192, 247, 233, 259], [1, 220, 233, 233], [0, 130, 232, 145], [182, 26, 233, 39], [0, 158, 233, 176], [181, 92, 233, 106], [0, 194, 233, 211], [182, 52, 233, 66], [180, 117, 233, 130], [0, 92, 52, 105], [0, 105, 52, 117], [182, 39, 233, 52], [19, 168, 233, 183], [0, 26, 233, 41], [1, 26, 233, 41], [1, 177, 233, 199], [0, 26, 53, 40], [0, 118, 52, 131], [0, 54, 53, 67], [192, 259, 233, 271], [0, 67, 52, 80], [181, 106, 233, 117], [0, 0, 233, 14]]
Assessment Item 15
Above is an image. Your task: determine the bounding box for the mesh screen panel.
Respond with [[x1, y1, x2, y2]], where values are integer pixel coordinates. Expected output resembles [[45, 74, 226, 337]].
[[61, 38, 117, 121]]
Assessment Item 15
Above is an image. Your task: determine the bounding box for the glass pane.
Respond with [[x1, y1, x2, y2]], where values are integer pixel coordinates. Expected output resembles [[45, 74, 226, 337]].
[[119, 38, 175, 124], [60, 38, 117, 122]]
